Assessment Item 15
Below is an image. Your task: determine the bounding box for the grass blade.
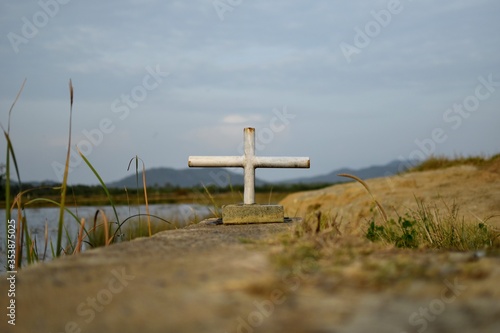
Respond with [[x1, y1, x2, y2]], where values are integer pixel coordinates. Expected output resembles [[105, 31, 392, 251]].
[[43, 221, 49, 261], [78, 150, 120, 226], [56, 79, 74, 256], [2, 130, 24, 266], [74, 218, 85, 254], [141, 161, 152, 236], [338, 173, 388, 223], [7, 78, 26, 133], [2, 79, 25, 267], [127, 156, 152, 236]]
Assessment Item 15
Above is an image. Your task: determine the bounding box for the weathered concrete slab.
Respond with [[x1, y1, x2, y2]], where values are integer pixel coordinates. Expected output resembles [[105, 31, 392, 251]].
[[0, 219, 300, 333], [222, 204, 284, 224], [1, 217, 499, 333]]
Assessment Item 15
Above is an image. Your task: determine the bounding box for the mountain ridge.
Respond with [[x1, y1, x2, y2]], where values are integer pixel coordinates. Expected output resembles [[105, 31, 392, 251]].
[[105, 160, 415, 188], [277, 159, 413, 184]]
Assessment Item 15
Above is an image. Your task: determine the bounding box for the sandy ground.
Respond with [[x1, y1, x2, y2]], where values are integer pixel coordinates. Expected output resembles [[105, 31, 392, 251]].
[[281, 162, 500, 233]]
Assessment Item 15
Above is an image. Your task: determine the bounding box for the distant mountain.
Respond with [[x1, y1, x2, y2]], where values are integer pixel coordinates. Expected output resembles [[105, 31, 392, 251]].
[[107, 167, 268, 188], [277, 160, 417, 185], [106, 160, 417, 188]]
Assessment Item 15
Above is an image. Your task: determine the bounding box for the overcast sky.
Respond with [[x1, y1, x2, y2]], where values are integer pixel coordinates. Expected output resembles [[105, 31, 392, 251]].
[[1, 0, 499, 185]]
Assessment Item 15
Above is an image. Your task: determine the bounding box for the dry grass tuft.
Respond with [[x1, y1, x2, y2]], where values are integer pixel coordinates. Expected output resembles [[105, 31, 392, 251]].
[[411, 153, 500, 172]]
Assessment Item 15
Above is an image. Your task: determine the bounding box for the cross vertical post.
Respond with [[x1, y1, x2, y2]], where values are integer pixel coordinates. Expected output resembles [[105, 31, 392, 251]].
[[188, 127, 310, 223], [243, 127, 256, 204]]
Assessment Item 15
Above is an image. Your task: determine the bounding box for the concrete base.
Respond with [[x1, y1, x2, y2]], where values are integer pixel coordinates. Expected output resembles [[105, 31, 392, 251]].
[[222, 204, 284, 224]]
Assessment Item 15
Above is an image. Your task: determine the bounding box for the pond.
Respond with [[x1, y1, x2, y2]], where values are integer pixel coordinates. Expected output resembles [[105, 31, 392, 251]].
[[0, 203, 215, 271]]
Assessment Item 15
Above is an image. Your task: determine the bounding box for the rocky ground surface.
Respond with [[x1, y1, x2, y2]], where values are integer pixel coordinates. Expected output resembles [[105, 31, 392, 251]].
[[1, 161, 499, 333]]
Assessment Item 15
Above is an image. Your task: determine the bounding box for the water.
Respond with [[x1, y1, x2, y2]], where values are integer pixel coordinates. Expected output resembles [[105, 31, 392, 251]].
[[0, 203, 214, 270]]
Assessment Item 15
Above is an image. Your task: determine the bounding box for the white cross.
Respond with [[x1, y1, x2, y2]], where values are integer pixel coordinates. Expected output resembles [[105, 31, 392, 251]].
[[188, 127, 310, 204]]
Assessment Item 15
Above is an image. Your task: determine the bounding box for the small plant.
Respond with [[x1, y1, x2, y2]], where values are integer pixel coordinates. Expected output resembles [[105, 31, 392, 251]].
[[395, 216, 419, 248], [369, 200, 497, 251], [366, 219, 385, 242], [339, 173, 499, 251], [365, 215, 419, 249]]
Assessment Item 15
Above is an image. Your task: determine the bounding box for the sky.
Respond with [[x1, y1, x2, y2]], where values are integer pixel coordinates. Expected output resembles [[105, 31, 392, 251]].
[[0, 0, 499, 185]]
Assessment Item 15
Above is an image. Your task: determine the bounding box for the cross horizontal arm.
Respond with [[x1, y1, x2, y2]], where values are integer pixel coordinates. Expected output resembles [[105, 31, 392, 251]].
[[254, 157, 310, 168], [188, 156, 244, 168], [188, 128, 310, 206]]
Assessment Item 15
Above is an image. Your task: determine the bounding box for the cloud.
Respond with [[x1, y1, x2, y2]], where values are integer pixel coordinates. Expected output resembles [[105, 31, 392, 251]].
[[0, 0, 499, 184]]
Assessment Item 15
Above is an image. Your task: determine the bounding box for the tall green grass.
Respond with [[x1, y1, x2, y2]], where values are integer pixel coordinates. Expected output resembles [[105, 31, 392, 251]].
[[1, 81, 185, 270], [55, 79, 74, 257], [127, 156, 152, 237], [2, 79, 26, 269]]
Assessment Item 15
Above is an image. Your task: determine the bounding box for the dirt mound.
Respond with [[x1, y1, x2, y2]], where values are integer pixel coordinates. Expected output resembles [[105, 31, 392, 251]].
[[280, 160, 500, 234]]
